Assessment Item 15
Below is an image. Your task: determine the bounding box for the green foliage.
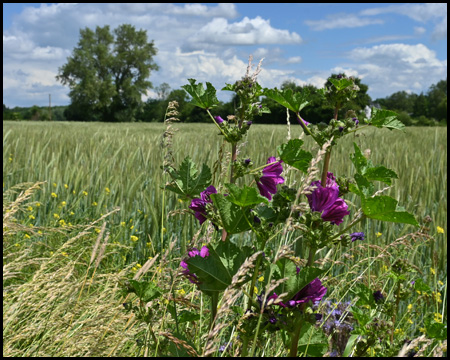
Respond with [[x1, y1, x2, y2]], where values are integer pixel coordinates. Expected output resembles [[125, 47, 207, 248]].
[[263, 87, 310, 113], [181, 79, 219, 110], [296, 322, 328, 357], [362, 196, 419, 226], [210, 193, 253, 234], [187, 241, 253, 296], [164, 157, 212, 199], [277, 139, 313, 173], [368, 107, 405, 130], [56, 24, 158, 122]]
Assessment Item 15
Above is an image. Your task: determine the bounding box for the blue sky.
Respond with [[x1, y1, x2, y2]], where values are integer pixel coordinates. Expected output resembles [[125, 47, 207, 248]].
[[3, 3, 447, 107]]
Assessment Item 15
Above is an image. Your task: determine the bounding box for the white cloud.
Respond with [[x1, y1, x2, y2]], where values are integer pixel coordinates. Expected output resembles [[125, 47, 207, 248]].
[[347, 43, 447, 98], [305, 14, 384, 31], [188, 16, 302, 46], [360, 3, 447, 40]]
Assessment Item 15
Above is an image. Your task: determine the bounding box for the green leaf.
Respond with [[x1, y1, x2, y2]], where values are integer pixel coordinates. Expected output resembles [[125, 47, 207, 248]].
[[128, 280, 162, 302], [297, 322, 328, 357], [210, 193, 253, 234], [277, 139, 313, 173], [350, 142, 368, 174], [362, 195, 419, 226], [369, 107, 405, 130], [426, 322, 447, 340], [224, 183, 269, 207], [342, 335, 359, 357], [263, 87, 310, 113], [351, 283, 375, 309], [328, 77, 354, 91], [275, 261, 326, 300], [165, 157, 212, 198], [181, 79, 219, 109], [177, 310, 200, 324], [354, 173, 374, 197], [364, 165, 398, 185], [187, 241, 252, 296]]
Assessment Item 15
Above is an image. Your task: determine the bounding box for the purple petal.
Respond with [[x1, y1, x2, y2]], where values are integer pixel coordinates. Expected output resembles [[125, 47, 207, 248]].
[[200, 246, 209, 258]]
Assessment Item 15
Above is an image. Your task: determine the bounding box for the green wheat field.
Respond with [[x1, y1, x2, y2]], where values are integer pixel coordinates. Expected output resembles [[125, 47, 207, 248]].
[[3, 120, 447, 356]]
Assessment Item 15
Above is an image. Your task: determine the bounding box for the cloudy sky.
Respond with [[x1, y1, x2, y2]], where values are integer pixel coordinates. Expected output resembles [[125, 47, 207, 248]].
[[3, 3, 447, 107]]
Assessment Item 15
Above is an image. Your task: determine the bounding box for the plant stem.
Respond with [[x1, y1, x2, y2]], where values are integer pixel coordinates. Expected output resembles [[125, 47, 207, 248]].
[[321, 149, 332, 187], [289, 313, 304, 357], [210, 292, 219, 331], [391, 281, 402, 343]]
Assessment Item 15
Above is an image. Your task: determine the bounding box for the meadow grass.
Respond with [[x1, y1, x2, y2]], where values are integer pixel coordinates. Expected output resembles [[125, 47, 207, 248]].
[[3, 120, 447, 356]]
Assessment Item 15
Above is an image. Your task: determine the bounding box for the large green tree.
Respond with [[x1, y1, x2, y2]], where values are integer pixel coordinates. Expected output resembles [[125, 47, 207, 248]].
[[57, 24, 158, 122]]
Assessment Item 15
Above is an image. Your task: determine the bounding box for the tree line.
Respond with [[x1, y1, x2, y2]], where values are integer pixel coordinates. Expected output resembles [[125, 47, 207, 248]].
[[3, 24, 447, 126]]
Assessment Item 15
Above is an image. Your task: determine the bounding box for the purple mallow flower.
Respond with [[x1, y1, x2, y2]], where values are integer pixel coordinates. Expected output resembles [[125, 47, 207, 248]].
[[180, 245, 209, 283], [270, 278, 327, 308], [296, 115, 310, 129], [256, 157, 284, 201], [373, 290, 384, 303], [350, 232, 365, 242], [306, 172, 350, 225], [189, 185, 217, 225], [352, 117, 359, 126], [214, 115, 224, 124]]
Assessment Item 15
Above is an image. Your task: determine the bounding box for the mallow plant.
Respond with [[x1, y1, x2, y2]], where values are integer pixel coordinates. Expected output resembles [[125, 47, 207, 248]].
[[122, 57, 445, 357]]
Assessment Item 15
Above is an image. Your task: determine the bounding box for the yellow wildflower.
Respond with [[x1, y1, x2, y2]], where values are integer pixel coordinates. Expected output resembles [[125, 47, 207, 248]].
[[95, 228, 101, 234], [437, 226, 444, 234], [59, 219, 66, 226], [254, 286, 259, 295], [24, 234, 31, 239], [92, 201, 97, 206], [434, 313, 443, 323], [375, 232, 382, 237], [29, 214, 35, 220], [131, 235, 138, 242], [15, 243, 21, 248], [438, 280, 444, 286], [53, 213, 60, 219], [407, 319, 413, 324], [258, 276, 264, 282], [51, 192, 58, 198], [120, 221, 126, 227], [430, 267, 436, 275], [27, 206, 33, 211], [407, 304, 413, 311], [35, 202, 40, 207], [70, 211, 74, 216], [176, 289, 186, 296], [82, 191, 88, 196], [64, 184, 69, 189], [61, 201, 66, 206], [105, 187, 110, 194], [53, 183, 57, 187]]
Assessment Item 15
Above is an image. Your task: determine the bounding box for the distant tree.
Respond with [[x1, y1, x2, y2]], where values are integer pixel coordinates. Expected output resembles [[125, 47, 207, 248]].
[[155, 82, 171, 100], [56, 24, 158, 122], [427, 79, 447, 121], [377, 91, 416, 114], [412, 93, 429, 117]]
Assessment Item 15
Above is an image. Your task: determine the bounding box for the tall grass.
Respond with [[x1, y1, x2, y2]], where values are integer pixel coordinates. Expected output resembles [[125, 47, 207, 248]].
[[3, 121, 447, 264], [3, 120, 447, 356]]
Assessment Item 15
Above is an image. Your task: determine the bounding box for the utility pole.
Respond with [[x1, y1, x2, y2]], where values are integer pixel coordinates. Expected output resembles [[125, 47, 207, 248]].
[[49, 94, 52, 121]]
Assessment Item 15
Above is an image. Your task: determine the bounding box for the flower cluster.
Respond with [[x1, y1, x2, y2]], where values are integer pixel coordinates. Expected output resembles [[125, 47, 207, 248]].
[[256, 157, 284, 200], [180, 246, 210, 283], [278, 278, 327, 308], [315, 300, 355, 356], [306, 172, 350, 225], [189, 186, 217, 225]]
